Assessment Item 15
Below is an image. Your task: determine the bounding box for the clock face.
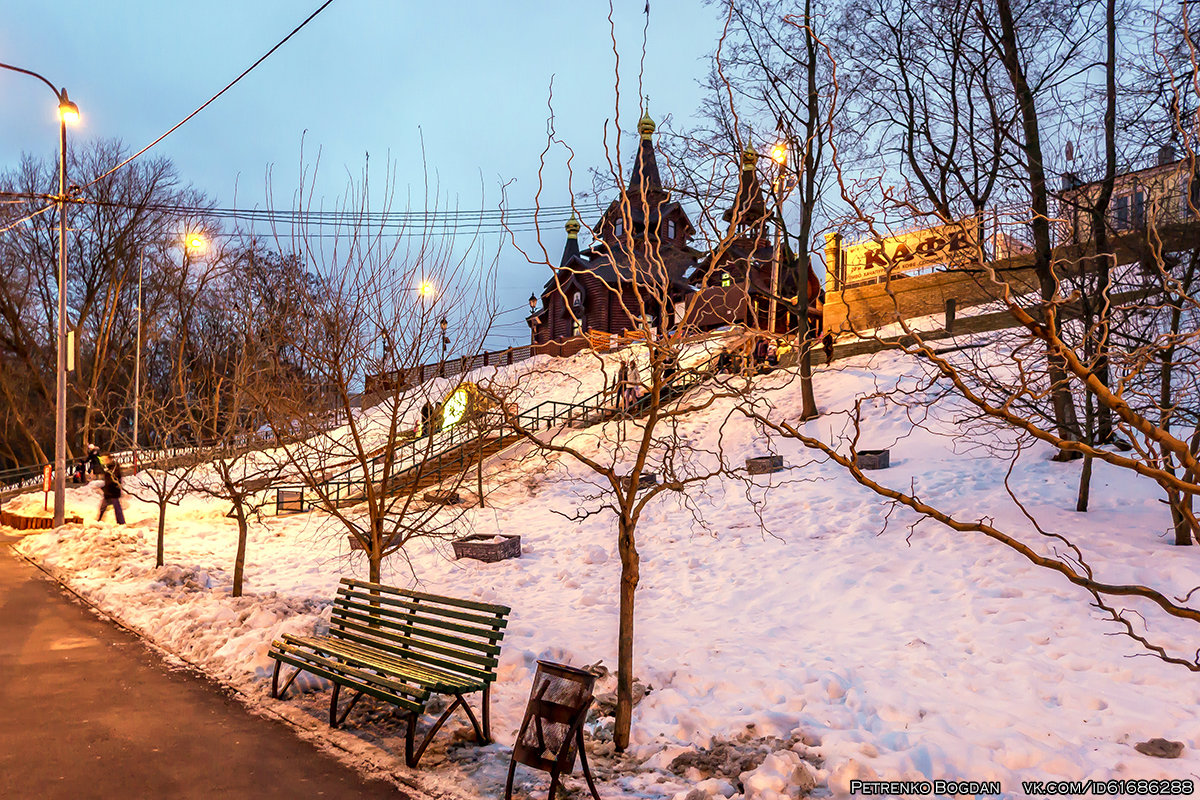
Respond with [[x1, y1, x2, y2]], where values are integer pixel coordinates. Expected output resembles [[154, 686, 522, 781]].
[[442, 386, 470, 430]]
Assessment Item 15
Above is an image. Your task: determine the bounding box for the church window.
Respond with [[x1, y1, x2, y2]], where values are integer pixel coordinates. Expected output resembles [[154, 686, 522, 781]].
[[667, 220, 677, 239]]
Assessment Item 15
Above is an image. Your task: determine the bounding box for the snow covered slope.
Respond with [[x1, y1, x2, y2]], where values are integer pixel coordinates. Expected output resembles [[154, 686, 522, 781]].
[[8, 334, 1200, 799]]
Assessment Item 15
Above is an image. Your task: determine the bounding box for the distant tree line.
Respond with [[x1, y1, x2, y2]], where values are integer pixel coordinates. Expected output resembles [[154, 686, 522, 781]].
[[0, 139, 321, 471]]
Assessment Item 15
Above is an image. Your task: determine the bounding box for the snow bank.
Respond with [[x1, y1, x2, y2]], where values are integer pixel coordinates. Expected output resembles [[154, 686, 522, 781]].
[[9, 333, 1200, 798]]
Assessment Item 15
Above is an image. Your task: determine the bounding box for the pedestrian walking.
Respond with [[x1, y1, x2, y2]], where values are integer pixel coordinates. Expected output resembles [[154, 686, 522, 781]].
[[663, 353, 679, 383], [822, 331, 834, 365], [432, 402, 445, 434], [86, 444, 103, 478], [419, 400, 434, 437], [98, 457, 125, 525], [753, 337, 768, 371], [615, 360, 630, 411]]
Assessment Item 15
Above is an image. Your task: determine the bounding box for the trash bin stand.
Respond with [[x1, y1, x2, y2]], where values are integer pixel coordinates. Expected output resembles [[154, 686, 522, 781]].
[[504, 661, 602, 800]]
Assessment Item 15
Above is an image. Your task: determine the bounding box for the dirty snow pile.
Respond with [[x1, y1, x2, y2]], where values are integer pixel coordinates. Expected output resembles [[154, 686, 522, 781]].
[[8, 335, 1200, 799]]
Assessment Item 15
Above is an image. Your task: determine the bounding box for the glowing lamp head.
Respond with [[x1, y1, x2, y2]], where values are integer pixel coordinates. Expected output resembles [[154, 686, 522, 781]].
[[771, 142, 788, 165], [419, 281, 435, 298], [58, 97, 80, 125], [186, 234, 206, 251]]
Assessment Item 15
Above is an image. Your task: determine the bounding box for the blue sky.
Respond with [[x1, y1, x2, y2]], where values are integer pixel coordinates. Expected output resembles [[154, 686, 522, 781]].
[[1, 1, 727, 347]]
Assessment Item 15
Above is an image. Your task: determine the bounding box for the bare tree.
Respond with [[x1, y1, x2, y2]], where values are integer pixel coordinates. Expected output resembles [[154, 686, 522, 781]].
[[494, 57, 773, 747], [255, 157, 502, 585]]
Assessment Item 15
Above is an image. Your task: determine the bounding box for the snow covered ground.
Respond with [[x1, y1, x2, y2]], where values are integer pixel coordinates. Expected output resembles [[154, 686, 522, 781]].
[[7, 335, 1200, 799]]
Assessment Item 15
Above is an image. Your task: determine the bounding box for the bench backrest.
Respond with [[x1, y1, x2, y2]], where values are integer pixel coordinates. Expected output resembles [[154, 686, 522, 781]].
[[330, 578, 511, 684]]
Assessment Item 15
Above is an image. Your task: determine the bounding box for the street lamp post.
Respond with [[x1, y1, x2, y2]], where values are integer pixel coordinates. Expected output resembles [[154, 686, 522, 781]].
[[768, 140, 789, 336], [439, 317, 449, 376], [0, 61, 79, 526], [528, 293, 538, 345]]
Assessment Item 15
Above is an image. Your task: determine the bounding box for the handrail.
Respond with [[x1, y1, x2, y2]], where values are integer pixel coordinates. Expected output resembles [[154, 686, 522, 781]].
[[275, 345, 729, 513]]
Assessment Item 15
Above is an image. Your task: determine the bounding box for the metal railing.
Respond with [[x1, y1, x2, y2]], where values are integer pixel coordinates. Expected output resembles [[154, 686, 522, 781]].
[[273, 345, 734, 515]]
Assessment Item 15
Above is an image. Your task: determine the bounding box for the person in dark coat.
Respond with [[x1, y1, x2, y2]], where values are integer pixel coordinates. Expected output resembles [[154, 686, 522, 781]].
[[419, 400, 434, 437], [753, 338, 769, 371], [98, 457, 125, 525], [822, 331, 835, 365], [716, 350, 733, 375], [662, 353, 679, 383], [615, 360, 630, 410], [86, 444, 103, 477]]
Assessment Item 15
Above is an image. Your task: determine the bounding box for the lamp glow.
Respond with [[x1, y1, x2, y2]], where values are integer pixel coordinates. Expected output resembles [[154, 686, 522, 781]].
[[419, 281, 436, 297], [59, 100, 79, 124], [771, 142, 788, 165]]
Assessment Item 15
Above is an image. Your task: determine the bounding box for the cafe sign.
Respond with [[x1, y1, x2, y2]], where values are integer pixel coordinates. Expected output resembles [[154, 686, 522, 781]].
[[843, 219, 979, 284]]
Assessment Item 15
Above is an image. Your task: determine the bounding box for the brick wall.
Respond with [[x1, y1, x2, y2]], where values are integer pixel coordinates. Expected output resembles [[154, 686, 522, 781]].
[[823, 263, 1043, 334]]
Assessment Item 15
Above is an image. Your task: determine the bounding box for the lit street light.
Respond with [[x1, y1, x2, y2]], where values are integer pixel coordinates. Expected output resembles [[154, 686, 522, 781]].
[[769, 138, 789, 334], [0, 61, 79, 526], [133, 234, 207, 471]]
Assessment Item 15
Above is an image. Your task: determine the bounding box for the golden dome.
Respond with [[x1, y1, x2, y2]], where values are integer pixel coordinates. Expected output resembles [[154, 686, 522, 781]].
[[638, 111, 656, 140], [741, 143, 759, 171]]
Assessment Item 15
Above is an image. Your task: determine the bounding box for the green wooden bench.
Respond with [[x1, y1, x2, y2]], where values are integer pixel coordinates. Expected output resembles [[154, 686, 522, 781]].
[[268, 577, 511, 767]]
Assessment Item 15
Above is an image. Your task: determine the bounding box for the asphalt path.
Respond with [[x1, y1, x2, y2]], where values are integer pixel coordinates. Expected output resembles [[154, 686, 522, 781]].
[[0, 531, 410, 799]]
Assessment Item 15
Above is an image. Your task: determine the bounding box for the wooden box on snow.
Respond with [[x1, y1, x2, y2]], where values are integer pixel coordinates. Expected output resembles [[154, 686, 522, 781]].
[[854, 449, 890, 470], [452, 533, 521, 562], [746, 455, 784, 474]]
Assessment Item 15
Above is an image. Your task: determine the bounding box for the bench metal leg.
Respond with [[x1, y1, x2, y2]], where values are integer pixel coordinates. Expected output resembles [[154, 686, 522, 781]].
[[458, 692, 487, 744], [404, 711, 418, 767], [482, 684, 492, 743], [271, 660, 304, 700], [404, 691, 489, 768], [329, 684, 365, 729]]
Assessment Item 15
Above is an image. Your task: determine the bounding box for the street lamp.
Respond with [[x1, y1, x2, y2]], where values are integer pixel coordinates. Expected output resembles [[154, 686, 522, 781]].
[[768, 137, 789, 335], [0, 61, 79, 526], [439, 317, 449, 377], [133, 233, 206, 470], [528, 293, 538, 345]]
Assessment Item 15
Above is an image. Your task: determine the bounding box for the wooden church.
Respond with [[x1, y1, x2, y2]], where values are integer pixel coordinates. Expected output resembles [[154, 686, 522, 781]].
[[528, 115, 821, 344], [528, 111, 701, 345]]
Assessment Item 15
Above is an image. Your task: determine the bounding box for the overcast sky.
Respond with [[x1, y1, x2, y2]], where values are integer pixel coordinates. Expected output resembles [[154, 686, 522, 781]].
[[1, 1, 726, 348]]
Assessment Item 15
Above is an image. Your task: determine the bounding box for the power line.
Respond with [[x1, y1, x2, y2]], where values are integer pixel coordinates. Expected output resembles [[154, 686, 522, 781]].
[[81, 0, 338, 192], [78, 197, 608, 227]]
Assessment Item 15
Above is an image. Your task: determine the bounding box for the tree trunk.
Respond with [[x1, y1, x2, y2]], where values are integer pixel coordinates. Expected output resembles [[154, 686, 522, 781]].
[[369, 516, 383, 584], [1092, 0, 1118, 443], [232, 500, 248, 597], [1076, 394, 1095, 512], [994, 0, 1080, 449], [156, 500, 167, 567], [614, 514, 640, 752], [797, 285, 818, 421], [1076, 454, 1092, 513]]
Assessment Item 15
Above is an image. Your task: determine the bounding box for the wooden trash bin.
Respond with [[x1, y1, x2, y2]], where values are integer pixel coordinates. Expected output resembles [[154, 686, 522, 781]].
[[505, 661, 602, 800]]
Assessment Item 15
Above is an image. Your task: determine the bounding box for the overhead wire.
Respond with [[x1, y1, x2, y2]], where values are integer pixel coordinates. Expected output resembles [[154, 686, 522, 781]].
[[80, 0, 337, 192], [0, 202, 55, 235]]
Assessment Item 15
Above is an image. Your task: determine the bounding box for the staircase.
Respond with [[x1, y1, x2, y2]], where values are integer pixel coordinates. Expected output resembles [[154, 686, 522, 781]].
[[274, 343, 731, 515]]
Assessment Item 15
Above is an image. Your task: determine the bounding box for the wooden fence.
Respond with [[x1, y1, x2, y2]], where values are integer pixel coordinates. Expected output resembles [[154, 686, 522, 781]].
[[0, 509, 83, 530], [364, 335, 610, 395]]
